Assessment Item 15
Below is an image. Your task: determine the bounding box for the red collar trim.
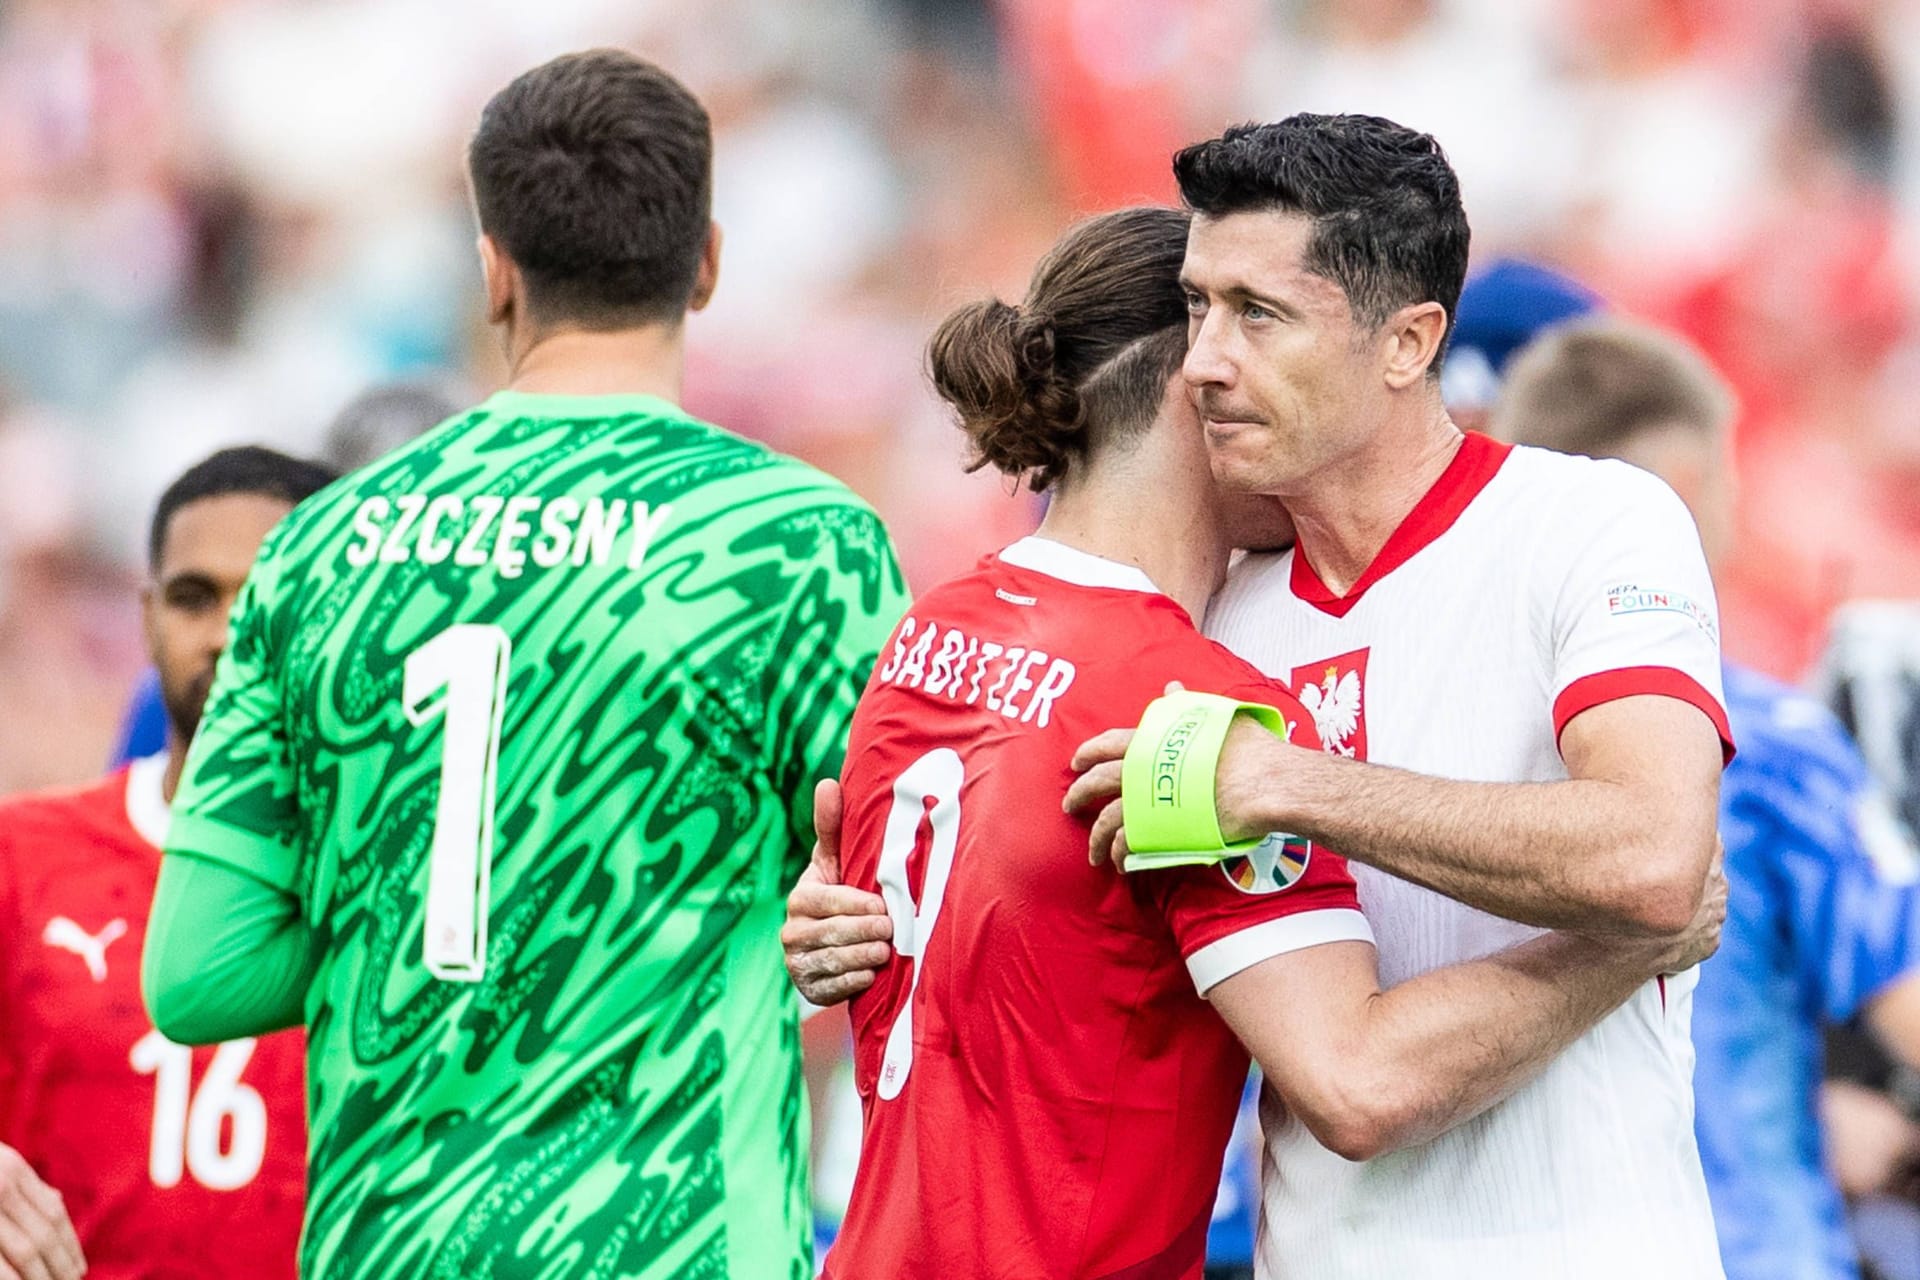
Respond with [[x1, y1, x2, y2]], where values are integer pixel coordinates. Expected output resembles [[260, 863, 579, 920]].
[[1290, 432, 1513, 618]]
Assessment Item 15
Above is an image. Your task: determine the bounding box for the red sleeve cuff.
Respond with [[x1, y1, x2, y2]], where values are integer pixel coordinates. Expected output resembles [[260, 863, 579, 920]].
[[1553, 666, 1736, 765]]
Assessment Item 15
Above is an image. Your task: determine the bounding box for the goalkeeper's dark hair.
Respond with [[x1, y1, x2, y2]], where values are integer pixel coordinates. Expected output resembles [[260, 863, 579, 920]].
[[928, 206, 1191, 493], [469, 49, 712, 330], [150, 446, 337, 570]]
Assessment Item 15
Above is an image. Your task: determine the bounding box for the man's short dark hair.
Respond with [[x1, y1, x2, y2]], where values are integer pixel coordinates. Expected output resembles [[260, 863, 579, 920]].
[[468, 49, 712, 330], [1174, 114, 1470, 368], [150, 446, 337, 569]]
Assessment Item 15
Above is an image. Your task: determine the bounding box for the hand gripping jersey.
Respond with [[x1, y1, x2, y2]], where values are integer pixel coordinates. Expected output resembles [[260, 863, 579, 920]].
[[1694, 662, 1920, 1280], [1207, 435, 1734, 1280], [825, 537, 1369, 1280], [0, 757, 305, 1280], [167, 391, 909, 1280]]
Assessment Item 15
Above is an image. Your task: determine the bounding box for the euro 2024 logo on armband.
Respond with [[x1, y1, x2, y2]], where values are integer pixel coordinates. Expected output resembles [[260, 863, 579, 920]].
[[1222, 833, 1313, 895]]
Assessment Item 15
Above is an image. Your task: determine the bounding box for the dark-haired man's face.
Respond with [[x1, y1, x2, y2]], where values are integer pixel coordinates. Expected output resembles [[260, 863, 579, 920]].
[[1148, 366, 1297, 559], [143, 493, 292, 743], [1179, 210, 1382, 498]]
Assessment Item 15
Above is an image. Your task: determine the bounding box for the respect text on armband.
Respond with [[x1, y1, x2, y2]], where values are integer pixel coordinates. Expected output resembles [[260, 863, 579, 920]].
[[1153, 711, 1204, 807]]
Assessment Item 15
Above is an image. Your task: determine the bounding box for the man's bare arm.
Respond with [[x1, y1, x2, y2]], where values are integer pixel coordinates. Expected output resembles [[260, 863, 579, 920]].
[[1212, 865, 1724, 1161], [1069, 695, 1722, 936]]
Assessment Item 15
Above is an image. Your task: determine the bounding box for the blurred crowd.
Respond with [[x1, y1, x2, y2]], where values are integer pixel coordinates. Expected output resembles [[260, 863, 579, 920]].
[[0, 0, 1915, 791]]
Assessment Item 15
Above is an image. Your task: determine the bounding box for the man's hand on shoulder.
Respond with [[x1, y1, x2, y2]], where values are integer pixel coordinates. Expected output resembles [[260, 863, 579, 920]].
[[1065, 709, 1318, 867], [0, 1142, 85, 1280], [782, 779, 892, 1007]]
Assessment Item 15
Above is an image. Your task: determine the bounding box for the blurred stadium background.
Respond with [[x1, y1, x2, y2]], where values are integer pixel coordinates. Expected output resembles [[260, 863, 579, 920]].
[[3, 0, 1918, 796]]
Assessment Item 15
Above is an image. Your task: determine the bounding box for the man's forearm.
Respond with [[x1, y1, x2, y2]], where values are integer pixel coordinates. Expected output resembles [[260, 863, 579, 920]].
[[1216, 930, 1675, 1162], [1242, 747, 1693, 934], [1320, 932, 1666, 1159], [1342, 931, 1664, 1152]]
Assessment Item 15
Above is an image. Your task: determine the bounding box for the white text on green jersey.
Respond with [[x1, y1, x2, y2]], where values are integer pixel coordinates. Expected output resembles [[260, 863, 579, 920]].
[[343, 494, 673, 579]]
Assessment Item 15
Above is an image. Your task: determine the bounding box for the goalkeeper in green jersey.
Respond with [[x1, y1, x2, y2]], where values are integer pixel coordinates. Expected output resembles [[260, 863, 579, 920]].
[[140, 50, 908, 1280]]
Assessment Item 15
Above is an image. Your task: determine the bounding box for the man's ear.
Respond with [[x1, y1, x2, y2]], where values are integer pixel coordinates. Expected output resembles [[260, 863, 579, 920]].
[[1381, 301, 1449, 391], [477, 233, 517, 327], [687, 221, 722, 313]]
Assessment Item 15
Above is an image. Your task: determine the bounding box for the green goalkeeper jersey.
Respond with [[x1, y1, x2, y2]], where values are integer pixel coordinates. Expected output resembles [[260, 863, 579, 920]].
[[167, 390, 908, 1280]]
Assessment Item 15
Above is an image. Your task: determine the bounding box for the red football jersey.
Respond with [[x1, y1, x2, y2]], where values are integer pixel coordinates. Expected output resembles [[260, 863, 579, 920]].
[[0, 757, 305, 1279], [825, 538, 1371, 1280]]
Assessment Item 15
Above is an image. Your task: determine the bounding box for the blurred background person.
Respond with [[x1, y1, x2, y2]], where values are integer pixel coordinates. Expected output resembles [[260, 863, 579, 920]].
[[320, 376, 469, 473], [0, 445, 330, 1280], [1820, 600, 1920, 1280], [1494, 315, 1920, 1280], [109, 376, 465, 765], [1441, 257, 1602, 434]]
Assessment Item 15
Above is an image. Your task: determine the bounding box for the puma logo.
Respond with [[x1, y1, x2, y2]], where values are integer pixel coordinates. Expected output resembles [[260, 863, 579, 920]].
[[43, 916, 128, 983]]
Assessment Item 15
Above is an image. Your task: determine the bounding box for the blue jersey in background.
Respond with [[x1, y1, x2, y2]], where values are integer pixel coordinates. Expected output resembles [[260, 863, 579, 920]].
[[111, 667, 167, 765], [1205, 1073, 1262, 1271], [1695, 662, 1920, 1280]]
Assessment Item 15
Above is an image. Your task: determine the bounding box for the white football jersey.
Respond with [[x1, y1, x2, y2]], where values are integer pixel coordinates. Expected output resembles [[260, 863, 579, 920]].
[[1206, 435, 1732, 1280]]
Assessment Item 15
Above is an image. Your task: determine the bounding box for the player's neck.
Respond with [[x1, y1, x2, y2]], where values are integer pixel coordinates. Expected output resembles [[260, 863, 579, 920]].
[[503, 324, 688, 405], [1284, 410, 1462, 596], [1036, 471, 1228, 624]]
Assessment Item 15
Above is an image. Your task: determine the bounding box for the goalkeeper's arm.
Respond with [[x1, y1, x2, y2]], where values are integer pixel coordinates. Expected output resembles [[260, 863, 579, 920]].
[[142, 851, 310, 1043]]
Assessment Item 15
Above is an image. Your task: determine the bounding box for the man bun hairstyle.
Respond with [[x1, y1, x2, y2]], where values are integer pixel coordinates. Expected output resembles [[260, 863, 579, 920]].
[[928, 206, 1192, 492], [150, 446, 338, 570], [469, 49, 712, 330], [1174, 114, 1470, 370]]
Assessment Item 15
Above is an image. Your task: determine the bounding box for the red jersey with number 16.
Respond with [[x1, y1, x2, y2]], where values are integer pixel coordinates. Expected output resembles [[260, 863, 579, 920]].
[[825, 538, 1371, 1280], [0, 757, 306, 1280]]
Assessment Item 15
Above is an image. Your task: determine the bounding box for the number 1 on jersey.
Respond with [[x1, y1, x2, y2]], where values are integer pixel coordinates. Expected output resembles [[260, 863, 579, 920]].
[[404, 624, 511, 983]]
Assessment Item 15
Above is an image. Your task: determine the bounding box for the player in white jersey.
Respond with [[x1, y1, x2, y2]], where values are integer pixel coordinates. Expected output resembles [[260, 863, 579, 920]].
[[787, 116, 1730, 1278], [1057, 116, 1732, 1279]]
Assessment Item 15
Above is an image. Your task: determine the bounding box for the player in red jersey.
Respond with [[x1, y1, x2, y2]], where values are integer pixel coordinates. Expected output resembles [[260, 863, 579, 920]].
[[799, 209, 1723, 1279], [0, 447, 333, 1280]]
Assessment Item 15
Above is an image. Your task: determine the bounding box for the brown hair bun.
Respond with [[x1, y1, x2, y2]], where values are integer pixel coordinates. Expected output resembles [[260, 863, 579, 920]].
[[926, 206, 1193, 492], [928, 297, 1084, 492]]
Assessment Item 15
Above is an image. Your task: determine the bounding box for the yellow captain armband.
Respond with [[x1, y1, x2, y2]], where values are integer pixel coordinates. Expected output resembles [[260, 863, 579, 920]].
[[1119, 691, 1292, 871]]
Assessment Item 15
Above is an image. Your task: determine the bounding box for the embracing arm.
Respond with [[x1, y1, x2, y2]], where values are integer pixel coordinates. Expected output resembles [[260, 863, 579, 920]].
[[782, 779, 894, 1006], [1231, 695, 1722, 935], [1071, 694, 1723, 936], [1212, 870, 1723, 1161]]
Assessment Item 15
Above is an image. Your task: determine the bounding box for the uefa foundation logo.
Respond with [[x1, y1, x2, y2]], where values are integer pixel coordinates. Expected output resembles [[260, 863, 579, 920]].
[[1221, 832, 1312, 895]]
